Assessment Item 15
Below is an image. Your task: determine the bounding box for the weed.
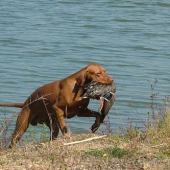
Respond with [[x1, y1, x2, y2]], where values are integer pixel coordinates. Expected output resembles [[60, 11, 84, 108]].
[[162, 147, 170, 157], [0, 110, 16, 148], [85, 149, 104, 157], [40, 123, 49, 143], [29, 125, 37, 142], [101, 115, 113, 135], [84, 147, 129, 158], [50, 154, 56, 164], [155, 151, 166, 159]]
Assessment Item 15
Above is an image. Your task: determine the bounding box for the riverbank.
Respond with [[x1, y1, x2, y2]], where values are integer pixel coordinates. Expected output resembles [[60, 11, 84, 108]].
[[0, 132, 170, 170]]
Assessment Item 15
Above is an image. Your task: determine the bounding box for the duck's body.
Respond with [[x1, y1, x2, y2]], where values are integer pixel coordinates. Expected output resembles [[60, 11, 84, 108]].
[[82, 81, 116, 120], [82, 82, 116, 101]]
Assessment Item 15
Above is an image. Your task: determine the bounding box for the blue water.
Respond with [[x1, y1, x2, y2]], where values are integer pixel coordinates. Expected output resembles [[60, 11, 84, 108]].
[[0, 0, 170, 140]]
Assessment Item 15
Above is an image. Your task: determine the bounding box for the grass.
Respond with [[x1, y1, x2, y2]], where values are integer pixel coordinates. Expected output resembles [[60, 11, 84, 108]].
[[83, 103, 170, 161], [84, 147, 129, 158], [0, 108, 170, 169], [28, 123, 49, 143]]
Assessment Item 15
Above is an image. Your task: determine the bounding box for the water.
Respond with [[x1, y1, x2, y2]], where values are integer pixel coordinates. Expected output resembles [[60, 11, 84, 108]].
[[0, 0, 170, 140]]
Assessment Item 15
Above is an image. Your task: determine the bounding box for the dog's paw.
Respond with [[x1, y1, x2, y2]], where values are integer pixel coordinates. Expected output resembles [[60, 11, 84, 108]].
[[62, 132, 71, 139], [91, 124, 99, 133]]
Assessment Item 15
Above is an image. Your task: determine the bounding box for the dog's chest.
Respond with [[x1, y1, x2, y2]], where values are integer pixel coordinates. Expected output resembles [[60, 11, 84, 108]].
[[63, 99, 89, 118]]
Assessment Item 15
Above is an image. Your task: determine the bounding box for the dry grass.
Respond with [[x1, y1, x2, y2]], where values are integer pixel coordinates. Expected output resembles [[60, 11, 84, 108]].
[[0, 134, 168, 169], [1, 107, 170, 169], [0, 125, 170, 170]]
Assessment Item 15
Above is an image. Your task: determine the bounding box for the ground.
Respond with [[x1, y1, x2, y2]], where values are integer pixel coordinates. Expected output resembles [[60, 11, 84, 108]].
[[0, 133, 170, 170]]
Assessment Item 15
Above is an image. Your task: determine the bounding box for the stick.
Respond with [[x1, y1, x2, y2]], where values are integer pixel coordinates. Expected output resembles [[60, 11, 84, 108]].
[[151, 143, 166, 148], [63, 135, 107, 146]]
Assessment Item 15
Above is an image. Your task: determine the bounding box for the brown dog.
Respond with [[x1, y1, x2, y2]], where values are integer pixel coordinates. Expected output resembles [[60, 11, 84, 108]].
[[0, 63, 113, 146]]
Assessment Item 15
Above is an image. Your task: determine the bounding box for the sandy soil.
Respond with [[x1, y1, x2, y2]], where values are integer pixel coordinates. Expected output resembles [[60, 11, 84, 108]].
[[0, 133, 169, 170]]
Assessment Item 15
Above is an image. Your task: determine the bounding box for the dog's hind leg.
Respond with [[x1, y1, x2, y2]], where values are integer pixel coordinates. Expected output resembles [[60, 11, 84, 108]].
[[11, 108, 30, 146], [45, 116, 59, 140]]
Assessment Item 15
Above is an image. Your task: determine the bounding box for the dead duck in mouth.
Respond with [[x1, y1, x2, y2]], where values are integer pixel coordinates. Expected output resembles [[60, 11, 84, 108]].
[[82, 81, 116, 121]]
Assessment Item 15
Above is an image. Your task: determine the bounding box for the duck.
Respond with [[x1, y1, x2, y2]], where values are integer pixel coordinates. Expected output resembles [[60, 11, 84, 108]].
[[82, 81, 116, 113]]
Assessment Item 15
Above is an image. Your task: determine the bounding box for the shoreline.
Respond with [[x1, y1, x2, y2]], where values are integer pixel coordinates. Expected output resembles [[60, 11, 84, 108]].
[[0, 133, 169, 170]]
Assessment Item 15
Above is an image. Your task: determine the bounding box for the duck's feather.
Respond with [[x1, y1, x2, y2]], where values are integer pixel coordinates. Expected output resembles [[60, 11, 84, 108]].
[[82, 81, 116, 121], [82, 82, 115, 100]]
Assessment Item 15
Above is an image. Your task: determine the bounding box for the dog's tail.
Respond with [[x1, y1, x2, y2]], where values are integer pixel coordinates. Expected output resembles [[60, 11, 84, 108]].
[[0, 103, 24, 108]]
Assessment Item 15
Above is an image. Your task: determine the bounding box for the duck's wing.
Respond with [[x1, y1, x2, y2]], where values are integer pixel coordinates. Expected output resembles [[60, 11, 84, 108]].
[[101, 83, 116, 122], [82, 82, 103, 99]]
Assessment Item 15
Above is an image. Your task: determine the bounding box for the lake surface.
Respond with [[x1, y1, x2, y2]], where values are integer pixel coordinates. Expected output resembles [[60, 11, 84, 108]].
[[0, 0, 170, 141]]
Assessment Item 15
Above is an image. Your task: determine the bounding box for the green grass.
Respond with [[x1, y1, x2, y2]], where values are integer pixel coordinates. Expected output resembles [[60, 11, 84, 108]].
[[84, 147, 129, 158]]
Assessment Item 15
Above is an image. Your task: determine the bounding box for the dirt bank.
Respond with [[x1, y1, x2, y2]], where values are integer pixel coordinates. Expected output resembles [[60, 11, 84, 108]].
[[0, 133, 169, 170]]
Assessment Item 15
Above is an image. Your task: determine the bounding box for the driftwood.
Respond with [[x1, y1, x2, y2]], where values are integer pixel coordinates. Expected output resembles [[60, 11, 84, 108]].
[[63, 135, 107, 146]]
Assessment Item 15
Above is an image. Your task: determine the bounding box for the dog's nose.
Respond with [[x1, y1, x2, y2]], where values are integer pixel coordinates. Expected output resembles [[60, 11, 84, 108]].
[[109, 77, 113, 84]]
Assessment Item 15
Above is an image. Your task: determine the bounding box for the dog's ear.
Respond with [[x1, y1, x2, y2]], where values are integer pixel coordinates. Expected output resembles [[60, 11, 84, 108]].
[[76, 73, 86, 87]]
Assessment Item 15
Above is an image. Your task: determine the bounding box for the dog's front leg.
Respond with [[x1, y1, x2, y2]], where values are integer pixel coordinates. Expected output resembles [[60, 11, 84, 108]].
[[52, 105, 68, 134], [77, 108, 101, 133]]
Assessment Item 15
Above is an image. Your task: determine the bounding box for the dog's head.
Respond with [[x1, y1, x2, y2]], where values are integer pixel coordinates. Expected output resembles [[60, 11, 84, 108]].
[[77, 63, 113, 87]]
